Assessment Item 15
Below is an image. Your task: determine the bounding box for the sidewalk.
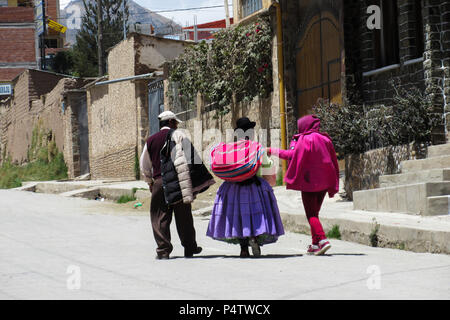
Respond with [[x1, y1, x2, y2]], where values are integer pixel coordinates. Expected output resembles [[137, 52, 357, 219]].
[[273, 187, 450, 254], [14, 179, 450, 254]]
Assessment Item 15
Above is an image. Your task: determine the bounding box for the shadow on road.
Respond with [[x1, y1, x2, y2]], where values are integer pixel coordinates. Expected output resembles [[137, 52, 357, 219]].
[[169, 254, 304, 260], [319, 253, 367, 257]]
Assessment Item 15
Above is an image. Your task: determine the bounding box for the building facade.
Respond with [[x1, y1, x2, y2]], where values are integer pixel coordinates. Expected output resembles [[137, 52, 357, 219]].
[[85, 33, 189, 180], [0, 0, 65, 91], [232, 0, 449, 143]]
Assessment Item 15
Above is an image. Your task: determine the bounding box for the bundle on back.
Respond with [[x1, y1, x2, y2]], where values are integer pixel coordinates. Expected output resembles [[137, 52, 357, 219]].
[[210, 140, 264, 182]]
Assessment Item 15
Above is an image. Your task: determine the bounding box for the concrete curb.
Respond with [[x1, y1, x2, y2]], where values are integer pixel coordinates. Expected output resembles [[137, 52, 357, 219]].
[[280, 212, 450, 255]]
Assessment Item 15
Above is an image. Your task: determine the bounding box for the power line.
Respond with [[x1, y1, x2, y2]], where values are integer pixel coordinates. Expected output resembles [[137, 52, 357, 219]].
[[151, 4, 231, 13]]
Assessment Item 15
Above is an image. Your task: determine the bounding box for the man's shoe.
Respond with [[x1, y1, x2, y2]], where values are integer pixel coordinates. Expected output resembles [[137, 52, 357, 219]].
[[184, 246, 202, 258], [156, 254, 169, 260], [315, 240, 331, 256]]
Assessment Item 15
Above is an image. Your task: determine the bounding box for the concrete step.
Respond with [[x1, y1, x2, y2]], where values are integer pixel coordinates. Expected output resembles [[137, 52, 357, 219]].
[[59, 188, 101, 199], [353, 182, 450, 216], [401, 155, 450, 173], [380, 168, 450, 188], [35, 182, 89, 194], [428, 143, 450, 158], [427, 196, 450, 216]]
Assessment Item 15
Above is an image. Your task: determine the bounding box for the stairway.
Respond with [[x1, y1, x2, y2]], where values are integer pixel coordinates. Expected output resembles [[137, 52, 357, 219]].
[[353, 143, 450, 216]]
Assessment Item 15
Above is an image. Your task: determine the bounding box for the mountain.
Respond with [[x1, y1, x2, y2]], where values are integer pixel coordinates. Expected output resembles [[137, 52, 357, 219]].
[[60, 0, 182, 46]]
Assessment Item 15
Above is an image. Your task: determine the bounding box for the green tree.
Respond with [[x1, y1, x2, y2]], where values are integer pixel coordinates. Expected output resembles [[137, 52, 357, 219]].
[[51, 49, 75, 75], [73, 0, 129, 77]]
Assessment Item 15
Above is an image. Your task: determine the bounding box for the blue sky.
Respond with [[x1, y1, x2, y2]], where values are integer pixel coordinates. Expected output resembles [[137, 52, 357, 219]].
[[60, 0, 233, 26]]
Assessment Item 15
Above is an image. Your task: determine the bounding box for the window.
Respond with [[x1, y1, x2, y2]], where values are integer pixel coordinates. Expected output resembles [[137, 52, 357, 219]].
[[17, 0, 32, 7], [414, 0, 424, 58], [373, 0, 399, 68], [45, 39, 58, 48], [242, 0, 262, 18]]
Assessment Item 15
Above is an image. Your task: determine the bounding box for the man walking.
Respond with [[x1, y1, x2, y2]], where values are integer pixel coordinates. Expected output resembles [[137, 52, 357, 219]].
[[140, 111, 214, 260]]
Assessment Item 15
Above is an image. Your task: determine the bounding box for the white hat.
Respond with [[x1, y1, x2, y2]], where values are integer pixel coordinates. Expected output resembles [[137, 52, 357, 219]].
[[158, 111, 183, 123]]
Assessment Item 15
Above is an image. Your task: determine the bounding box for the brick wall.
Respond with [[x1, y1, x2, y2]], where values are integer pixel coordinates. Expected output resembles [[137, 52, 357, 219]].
[[45, 0, 59, 22], [344, 0, 448, 144], [0, 68, 26, 82], [6, 71, 31, 163], [87, 81, 138, 180], [438, 1, 450, 139], [0, 28, 36, 63], [0, 7, 34, 23]]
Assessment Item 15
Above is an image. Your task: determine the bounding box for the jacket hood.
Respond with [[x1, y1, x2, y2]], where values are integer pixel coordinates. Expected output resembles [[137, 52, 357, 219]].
[[297, 115, 321, 134]]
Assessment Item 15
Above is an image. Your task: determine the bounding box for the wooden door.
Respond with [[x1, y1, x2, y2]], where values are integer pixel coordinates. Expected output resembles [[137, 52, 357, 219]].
[[296, 11, 342, 117]]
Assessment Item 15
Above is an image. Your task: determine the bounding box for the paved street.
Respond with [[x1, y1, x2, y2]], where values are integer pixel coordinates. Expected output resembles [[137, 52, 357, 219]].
[[0, 190, 449, 300]]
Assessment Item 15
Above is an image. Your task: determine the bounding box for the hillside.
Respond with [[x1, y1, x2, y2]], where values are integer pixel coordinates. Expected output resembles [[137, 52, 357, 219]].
[[60, 0, 182, 45]]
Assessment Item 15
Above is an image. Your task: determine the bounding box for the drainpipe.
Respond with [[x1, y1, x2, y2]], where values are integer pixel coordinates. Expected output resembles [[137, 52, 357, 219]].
[[273, 1, 288, 180]]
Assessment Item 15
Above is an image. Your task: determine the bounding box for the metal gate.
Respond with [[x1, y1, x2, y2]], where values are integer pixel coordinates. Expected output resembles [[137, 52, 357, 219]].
[[148, 79, 165, 135], [296, 9, 343, 117]]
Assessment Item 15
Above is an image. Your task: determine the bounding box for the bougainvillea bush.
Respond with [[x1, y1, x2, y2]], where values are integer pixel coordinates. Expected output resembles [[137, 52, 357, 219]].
[[168, 17, 273, 116]]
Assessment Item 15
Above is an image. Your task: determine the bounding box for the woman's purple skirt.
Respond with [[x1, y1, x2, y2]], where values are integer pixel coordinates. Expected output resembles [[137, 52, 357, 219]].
[[206, 177, 285, 245]]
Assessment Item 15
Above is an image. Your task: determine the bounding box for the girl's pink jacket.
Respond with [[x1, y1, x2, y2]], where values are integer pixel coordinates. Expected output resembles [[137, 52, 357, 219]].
[[269, 116, 340, 197]]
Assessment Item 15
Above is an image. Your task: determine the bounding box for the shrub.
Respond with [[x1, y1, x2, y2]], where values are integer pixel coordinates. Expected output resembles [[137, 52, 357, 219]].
[[0, 124, 68, 189], [326, 225, 342, 240], [168, 17, 273, 116], [0, 167, 22, 189], [117, 195, 136, 204], [313, 85, 440, 159]]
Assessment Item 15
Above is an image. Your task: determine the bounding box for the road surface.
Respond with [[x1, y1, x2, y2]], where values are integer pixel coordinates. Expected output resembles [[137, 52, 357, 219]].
[[0, 190, 449, 300]]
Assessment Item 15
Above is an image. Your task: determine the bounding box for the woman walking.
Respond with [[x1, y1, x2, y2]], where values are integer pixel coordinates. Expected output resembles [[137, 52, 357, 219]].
[[207, 117, 285, 258]]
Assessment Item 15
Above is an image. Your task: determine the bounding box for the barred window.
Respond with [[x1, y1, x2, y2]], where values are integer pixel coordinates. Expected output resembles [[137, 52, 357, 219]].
[[242, 0, 263, 18], [413, 0, 424, 59], [373, 0, 400, 68]]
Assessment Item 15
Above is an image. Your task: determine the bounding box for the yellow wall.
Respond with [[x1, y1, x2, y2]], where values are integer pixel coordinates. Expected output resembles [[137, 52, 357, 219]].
[[8, 0, 18, 6]]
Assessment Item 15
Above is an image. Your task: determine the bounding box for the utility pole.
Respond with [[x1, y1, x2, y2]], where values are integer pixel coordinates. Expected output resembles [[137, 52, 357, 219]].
[[193, 15, 198, 42], [224, 0, 230, 28], [97, 0, 104, 76], [41, 0, 47, 70], [122, 0, 126, 40]]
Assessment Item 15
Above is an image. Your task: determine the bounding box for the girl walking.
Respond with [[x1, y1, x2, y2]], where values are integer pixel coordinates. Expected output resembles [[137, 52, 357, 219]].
[[268, 115, 339, 255], [207, 117, 285, 258]]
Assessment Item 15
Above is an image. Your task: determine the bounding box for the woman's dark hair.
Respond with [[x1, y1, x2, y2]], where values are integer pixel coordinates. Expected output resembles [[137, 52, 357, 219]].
[[159, 120, 170, 128]]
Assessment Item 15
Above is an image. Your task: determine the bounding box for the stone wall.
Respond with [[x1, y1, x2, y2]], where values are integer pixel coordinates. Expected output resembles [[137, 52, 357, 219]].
[[345, 142, 427, 200], [0, 69, 88, 180], [1, 70, 65, 164]]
